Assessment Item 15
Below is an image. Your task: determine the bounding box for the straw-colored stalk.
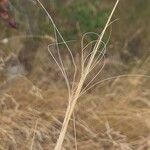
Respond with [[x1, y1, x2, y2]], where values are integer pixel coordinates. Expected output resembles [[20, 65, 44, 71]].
[[36, 0, 120, 149]]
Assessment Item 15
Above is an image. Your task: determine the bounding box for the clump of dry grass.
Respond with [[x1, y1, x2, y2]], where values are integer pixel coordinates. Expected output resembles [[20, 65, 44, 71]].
[[36, 0, 120, 149], [0, 75, 150, 149], [36, 0, 150, 149]]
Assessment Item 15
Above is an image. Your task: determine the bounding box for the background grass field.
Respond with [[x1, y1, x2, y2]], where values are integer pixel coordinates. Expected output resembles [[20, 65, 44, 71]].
[[0, 0, 150, 149]]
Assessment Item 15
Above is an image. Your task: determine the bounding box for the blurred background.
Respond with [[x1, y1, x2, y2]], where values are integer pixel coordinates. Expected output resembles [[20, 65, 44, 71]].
[[0, 0, 150, 80], [0, 0, 150, 149]]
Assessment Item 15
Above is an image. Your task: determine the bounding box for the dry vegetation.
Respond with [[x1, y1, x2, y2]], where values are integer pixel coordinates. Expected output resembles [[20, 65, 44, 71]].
[[0, 0, 150, 150]]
